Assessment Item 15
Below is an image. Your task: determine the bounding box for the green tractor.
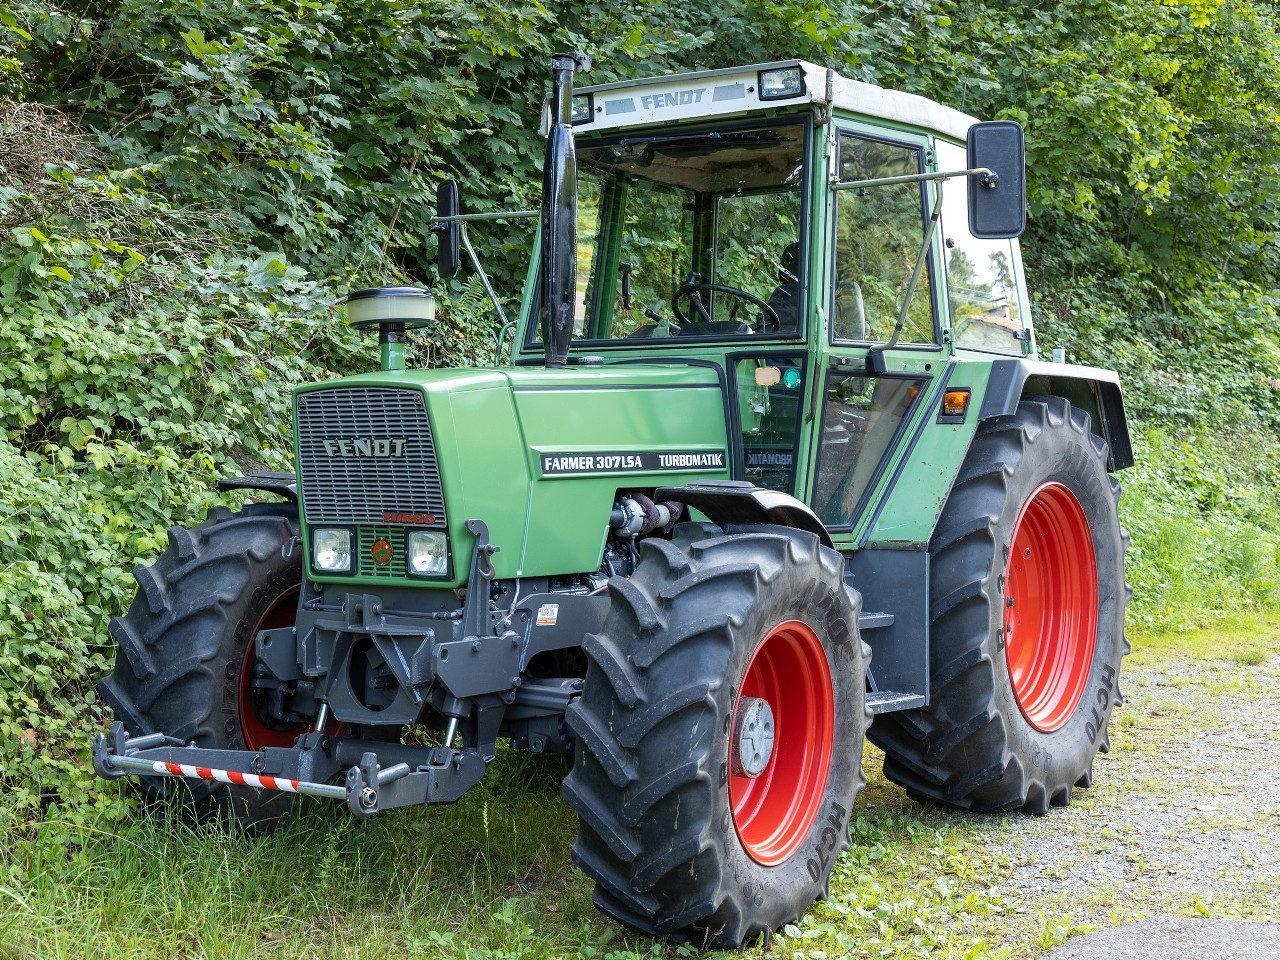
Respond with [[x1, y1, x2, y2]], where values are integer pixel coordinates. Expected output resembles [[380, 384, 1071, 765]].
[[94, 55, 1131, 947]]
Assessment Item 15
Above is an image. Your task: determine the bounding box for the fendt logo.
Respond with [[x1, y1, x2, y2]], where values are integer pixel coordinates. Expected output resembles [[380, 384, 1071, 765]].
[[640, 88, 707, 110], [321, 438, 407, 458]]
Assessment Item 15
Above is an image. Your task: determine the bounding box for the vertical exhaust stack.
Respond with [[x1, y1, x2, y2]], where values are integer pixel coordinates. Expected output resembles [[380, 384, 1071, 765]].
[[541, 52, 590, 368]]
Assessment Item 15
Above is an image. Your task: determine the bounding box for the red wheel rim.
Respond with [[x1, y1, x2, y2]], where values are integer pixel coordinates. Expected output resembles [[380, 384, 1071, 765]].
[[238, 585, 331, 750], [729, 619, 834, 866], [1003, 482, 1098, 732]]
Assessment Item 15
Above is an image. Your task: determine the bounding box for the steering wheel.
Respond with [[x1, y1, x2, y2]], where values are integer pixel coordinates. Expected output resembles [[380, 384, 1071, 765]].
[[672, 276, 780, 330]]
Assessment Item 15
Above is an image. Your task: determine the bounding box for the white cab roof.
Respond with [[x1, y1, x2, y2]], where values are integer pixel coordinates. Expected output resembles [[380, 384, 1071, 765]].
[[571, 60, 979, 142]]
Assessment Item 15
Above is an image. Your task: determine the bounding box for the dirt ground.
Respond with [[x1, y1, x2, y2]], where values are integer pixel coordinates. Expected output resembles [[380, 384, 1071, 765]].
[[972, 622, 1280, 956]]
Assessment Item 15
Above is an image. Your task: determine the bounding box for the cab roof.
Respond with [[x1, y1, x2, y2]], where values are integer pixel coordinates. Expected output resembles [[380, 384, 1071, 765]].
[[568, 60, 980, 142]]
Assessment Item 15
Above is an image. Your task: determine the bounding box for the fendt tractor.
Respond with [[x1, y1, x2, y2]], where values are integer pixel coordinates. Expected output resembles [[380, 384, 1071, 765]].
[[93, 56, 1132, 947]]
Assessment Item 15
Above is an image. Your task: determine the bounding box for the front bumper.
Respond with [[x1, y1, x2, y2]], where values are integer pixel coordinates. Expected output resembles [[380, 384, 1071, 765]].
[[92, 722, 485, 816]]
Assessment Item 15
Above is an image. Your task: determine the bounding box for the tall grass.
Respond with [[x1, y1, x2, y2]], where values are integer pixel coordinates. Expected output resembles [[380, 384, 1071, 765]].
[[0, 750, 602, 960], [1121, 420, 1280, 632], [2, 743, 1029, 960]]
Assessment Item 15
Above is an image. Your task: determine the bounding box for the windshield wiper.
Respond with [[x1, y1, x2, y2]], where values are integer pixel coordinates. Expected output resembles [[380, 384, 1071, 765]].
[[614, 131, 796, 157]]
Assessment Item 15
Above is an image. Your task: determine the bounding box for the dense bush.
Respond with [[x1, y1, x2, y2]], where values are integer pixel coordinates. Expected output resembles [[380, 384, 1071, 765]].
[[0, 99, 496, 824], [1, 0, 1279, 829], [0, 101, 340, 826]]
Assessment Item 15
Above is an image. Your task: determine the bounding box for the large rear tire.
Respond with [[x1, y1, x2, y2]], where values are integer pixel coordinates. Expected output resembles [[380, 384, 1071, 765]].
[[97, 502, 315, 830], [868, 397, 1129, 812], [563, 523, 871, 947]]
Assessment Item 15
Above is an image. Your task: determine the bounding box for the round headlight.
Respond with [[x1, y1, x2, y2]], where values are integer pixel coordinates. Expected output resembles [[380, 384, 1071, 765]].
[[313, 528, 352, 572], [407, 531, 448, 577]]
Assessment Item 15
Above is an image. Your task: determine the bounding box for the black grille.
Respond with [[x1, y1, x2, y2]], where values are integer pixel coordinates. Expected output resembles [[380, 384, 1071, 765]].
[[296, 388, 446, 527]]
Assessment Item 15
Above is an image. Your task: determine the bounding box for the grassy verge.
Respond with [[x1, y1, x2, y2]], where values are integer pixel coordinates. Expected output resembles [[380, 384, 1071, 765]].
[[3, 618, 1277, 960]]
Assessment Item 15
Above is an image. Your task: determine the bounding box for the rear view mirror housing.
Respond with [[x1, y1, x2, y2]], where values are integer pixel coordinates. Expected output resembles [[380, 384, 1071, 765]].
[[435, 180, 460, 279], [967, 121, 1026, 239]]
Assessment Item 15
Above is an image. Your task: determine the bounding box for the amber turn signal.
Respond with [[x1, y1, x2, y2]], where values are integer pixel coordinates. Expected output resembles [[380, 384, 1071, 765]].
[[942, 388, 971, 418]]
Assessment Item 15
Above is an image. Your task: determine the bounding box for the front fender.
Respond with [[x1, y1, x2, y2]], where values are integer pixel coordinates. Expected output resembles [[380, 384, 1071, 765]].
[[657, 480, 834, 548]]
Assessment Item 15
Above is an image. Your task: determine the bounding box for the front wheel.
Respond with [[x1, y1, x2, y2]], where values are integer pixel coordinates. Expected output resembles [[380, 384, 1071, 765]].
[[869, 397, 1130, 813], [97, 503, 317, 830], [563, 523, 871, 947]]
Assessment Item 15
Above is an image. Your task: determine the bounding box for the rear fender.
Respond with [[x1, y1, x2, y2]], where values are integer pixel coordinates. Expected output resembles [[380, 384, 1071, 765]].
[[980, 359, 1133, 470]]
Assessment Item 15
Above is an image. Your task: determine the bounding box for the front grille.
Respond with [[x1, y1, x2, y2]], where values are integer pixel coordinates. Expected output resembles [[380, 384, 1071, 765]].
[[296, 387, 447, 527], [357, 526, 401, 579]]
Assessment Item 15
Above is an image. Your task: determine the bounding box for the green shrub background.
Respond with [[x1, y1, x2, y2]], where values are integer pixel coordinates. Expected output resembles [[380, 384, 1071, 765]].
[[2, 0, 1279, 842]]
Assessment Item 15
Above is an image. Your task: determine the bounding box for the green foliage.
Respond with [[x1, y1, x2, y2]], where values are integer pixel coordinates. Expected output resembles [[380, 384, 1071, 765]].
[[0, 105, 358, 827], [8, 0, 535, 275]]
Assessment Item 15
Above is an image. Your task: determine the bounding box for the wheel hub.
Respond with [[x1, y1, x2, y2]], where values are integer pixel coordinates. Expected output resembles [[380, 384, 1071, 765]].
[[732, 697, 775, 778], [729, 619, 835, 866], [1003, 481, 1099, 732]]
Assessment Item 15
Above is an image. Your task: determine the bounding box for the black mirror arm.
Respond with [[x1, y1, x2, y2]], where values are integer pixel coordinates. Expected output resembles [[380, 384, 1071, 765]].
[[429, 207, 538, 330], [461, 220, 509, 328], [830, 166, 991, 192]]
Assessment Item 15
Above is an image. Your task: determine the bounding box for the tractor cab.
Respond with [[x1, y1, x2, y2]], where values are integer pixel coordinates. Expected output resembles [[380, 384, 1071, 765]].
[[494, 60, 1035, 544]]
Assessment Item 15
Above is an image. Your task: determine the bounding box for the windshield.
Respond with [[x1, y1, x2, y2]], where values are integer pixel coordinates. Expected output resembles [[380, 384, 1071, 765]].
[[533, 122, 807, 345]]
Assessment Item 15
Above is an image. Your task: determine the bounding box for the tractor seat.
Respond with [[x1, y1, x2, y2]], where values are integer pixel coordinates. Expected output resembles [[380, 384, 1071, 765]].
[[766, 242, 801, 332]]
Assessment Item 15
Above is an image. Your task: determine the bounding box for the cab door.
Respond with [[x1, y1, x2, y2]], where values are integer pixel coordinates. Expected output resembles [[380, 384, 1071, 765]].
[[809, 125, 944, 540]]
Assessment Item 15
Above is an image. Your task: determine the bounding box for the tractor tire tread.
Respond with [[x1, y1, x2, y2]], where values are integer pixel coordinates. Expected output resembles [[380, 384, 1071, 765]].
[[564, 523, 868, 947], [97, 505, 303, 831]]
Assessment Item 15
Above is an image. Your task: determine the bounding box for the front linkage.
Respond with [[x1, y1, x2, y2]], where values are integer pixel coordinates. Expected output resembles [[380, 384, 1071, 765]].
[[95, 516, 603, 817], [92, 722, 484, 816]]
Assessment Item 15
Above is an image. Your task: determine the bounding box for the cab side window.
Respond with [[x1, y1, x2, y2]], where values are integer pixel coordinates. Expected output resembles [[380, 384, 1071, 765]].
[[832, 133, 936, 345], [736, 356, 806, 494], [812, 374, 927, 527], [936, 140, 1027, 354]]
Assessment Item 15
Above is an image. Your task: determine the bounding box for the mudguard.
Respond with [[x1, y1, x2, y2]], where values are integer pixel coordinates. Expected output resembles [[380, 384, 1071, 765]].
[[657, 479, 834, 548], [217, 471, 299, 501], [980, 359, 1133, 470]]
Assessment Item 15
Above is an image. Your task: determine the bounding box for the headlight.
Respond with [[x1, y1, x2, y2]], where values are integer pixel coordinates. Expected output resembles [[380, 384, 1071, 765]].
[[312, 528, 352, 572], [407, 530, 449, 577], [758, 66, 805, 101], [570, 93, 594, 124]]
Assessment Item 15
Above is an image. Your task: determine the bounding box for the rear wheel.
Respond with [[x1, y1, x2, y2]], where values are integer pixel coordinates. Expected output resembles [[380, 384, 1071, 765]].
[[98, 502, 316, 830], [563, 523, 870, 947], [868, 397, 1130, 812]]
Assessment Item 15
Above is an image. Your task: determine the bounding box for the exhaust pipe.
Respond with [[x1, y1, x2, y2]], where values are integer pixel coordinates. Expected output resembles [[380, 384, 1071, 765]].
[[540, 52, 590, 368]]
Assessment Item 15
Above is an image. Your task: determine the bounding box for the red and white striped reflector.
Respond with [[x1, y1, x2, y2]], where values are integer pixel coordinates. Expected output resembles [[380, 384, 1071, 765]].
[[104, 753, 348, 801]]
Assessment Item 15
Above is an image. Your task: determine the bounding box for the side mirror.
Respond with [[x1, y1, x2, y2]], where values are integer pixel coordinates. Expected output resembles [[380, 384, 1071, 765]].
[[435, 180, 460, 279], [967, 121, 1026, 239]]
